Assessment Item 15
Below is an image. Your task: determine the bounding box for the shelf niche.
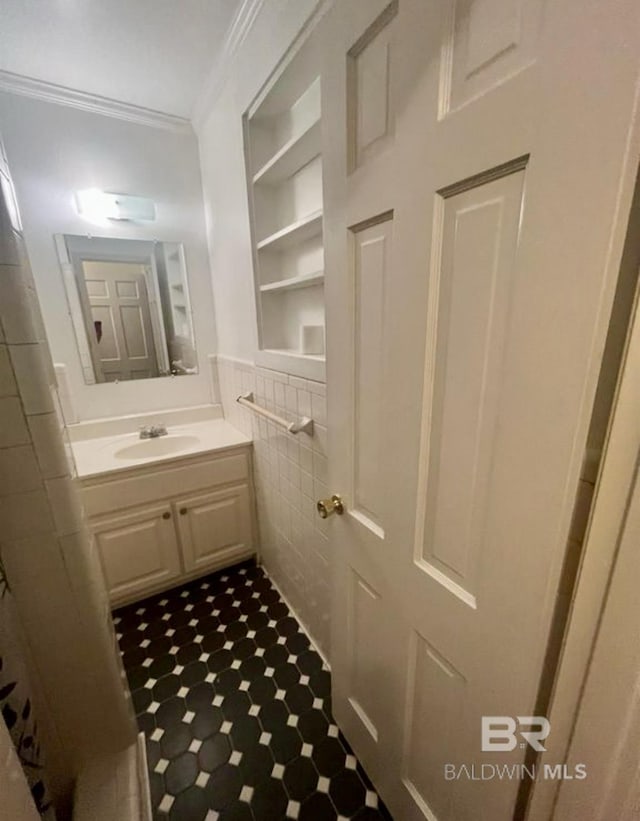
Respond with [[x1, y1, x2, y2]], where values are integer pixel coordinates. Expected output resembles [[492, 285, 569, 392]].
[[245, 35, 325, 382]]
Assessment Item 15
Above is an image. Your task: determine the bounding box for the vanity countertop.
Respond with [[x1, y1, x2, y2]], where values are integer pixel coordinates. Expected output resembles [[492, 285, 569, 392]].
[[71, 418, 252, 479]]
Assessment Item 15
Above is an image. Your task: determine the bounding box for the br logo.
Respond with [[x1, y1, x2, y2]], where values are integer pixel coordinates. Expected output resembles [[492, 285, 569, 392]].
[[481, 717, 551, 752]]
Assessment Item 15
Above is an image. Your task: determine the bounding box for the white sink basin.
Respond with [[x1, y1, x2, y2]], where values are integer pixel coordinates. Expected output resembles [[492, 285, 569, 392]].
[[114, 435, 201, 460]]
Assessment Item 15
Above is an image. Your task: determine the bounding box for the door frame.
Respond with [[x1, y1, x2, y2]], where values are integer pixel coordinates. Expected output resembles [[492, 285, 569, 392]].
[[526, 142, 640, 819]]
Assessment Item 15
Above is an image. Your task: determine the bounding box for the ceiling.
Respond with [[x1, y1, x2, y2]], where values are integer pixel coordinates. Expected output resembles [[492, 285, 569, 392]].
[[0, 0, 243, 119]]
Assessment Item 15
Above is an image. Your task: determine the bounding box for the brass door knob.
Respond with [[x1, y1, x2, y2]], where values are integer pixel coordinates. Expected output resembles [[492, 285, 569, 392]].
[[317, 494, 344, 519], [179, 507, 187, 515], [162, 511, 171, 520]]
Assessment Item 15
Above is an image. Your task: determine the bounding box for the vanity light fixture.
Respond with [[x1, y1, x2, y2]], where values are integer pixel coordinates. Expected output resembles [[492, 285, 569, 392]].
[[74, 188, 156, 222]]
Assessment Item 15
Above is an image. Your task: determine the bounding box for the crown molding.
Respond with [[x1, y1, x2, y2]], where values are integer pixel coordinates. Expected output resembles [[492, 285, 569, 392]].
[[192, 0, 266, 131], [0, 69, 193, 134]]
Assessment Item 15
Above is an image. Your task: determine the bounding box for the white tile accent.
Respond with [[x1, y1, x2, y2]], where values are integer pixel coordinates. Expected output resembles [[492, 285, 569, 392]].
[[365, 791, 379, 808], [259, 732, 272, 745], [154, 759, 169, 775], [317, 776, 330, 793], [150, 728, 164, 742], [196, 772, 210, 788], [158, 794, 174, 813], [239, 786, 254, 803], [286, 800, 301, 819], [229, 750, 243, 766], [272, 763, 285, 779], [189, 739, 202, 753], [346, 755, 357, 770], [183, 710, 195, 724], [301, 743, 313, 757]]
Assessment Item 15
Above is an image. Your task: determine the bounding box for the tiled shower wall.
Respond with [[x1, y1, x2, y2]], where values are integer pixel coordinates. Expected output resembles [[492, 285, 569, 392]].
[[216, 356, 332, 659], [0, 136, 136, 811]]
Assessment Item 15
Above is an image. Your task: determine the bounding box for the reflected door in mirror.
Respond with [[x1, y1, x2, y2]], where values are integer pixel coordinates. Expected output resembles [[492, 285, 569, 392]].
[[82, 260, 159, 382]]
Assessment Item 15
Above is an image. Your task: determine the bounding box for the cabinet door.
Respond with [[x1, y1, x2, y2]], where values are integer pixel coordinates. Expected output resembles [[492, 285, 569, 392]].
[[175, 484, 253, 574], [93, 503, 181, 604]]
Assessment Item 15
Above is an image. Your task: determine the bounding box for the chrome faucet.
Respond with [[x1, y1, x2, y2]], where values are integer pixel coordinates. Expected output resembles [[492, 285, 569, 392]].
[[139, 424, 168, 439]]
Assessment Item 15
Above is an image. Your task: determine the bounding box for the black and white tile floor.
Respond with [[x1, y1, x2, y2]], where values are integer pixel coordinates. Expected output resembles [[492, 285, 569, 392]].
[[115, 560, 392, 821]]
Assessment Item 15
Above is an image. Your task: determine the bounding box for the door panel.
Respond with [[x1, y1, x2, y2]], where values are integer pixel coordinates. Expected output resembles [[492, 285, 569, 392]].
[[418, 164, 525, 603], [93, 503, 180, 603], [446, 0, 545, 113], [402, 632, 467, 820], [352, 214, 393, 534], [81, 260, 159, 381], [322, 0, 640, 819], [175, 485, 253, 574], [346, 569, 385, 743], [348, 1, 396, 169]]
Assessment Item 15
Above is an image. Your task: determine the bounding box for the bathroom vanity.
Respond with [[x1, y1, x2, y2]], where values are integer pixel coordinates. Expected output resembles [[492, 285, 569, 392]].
[[70, 409, 256, 607]]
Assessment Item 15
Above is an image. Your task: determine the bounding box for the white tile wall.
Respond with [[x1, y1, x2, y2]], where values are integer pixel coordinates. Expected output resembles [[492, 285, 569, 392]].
[[216, 356, 332, 659], [0, 147, 136, 809]]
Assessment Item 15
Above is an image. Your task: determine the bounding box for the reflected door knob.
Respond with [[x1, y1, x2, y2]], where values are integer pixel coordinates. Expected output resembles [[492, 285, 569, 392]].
[[162, 511, 171, 520], [317, 494, 344, 519]]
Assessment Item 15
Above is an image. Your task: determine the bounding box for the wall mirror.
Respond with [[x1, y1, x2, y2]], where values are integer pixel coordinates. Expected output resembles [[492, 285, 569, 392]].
[[55, 234, 197, 383]]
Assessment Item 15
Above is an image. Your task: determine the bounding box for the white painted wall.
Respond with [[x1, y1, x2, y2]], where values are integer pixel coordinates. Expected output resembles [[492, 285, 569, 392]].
[[0, 91, 217, 421], [197, 0, 321, 363]]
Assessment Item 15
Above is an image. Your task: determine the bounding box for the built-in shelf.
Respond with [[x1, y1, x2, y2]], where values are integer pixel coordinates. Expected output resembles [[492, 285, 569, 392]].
[[257, 210, 323, 252], [260, 271, 324, 293], [253, 119, 321, 185], [245, 51, 325, 384]]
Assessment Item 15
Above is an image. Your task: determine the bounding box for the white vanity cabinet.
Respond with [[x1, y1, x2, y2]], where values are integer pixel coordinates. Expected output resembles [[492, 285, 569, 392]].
[[80, 444, 256, 607], [92, 502, 181, 604], [174, 485, 253, 575]]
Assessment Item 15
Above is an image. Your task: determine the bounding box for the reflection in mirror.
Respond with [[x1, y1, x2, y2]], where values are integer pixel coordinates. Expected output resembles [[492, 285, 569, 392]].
[[55, 235, 198, 383]]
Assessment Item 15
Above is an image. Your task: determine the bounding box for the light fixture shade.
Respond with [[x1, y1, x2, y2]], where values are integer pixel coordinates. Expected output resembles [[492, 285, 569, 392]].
[[75, 189, 156, 221]]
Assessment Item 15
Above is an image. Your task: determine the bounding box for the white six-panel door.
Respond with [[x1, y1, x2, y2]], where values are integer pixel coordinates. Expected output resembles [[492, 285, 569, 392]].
[[321, 0, 640, 819]]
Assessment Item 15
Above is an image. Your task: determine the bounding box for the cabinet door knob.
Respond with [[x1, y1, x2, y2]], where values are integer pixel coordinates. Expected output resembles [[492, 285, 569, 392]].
[[162, 511, 171, 520], [179, 507, 187, 515]]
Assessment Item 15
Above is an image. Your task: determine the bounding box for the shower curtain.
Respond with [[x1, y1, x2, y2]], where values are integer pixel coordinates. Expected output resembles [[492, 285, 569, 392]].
[[0, 555, 56, 820]]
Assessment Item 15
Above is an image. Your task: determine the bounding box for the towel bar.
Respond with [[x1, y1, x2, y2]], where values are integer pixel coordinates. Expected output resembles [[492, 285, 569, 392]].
[[236, 392, 314, 435]]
